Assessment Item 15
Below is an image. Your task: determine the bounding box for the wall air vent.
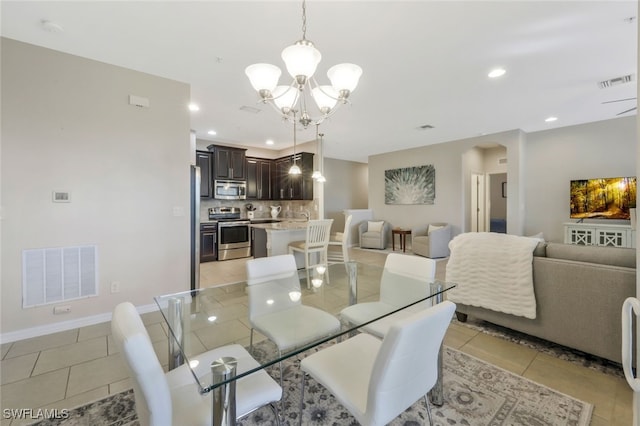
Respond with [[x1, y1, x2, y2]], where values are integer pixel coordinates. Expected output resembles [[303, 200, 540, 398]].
[[498, 157, 507, 165], [599, 74, 634, 89], [23, 245, 98, 308]]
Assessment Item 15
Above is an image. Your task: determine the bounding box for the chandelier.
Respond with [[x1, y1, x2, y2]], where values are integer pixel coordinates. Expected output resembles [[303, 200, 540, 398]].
[[245, 0, 362, 128]]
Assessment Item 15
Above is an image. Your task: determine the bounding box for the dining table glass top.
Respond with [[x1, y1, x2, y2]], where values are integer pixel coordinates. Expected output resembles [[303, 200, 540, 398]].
[[154, 261, 455, 394]]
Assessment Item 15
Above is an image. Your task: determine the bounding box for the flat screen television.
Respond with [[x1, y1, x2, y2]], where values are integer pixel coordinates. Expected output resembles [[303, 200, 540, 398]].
[[570, 176, 637, 219]]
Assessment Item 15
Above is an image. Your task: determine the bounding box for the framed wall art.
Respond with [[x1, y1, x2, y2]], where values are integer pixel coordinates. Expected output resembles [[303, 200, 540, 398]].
[[385, 164, 435, 205]]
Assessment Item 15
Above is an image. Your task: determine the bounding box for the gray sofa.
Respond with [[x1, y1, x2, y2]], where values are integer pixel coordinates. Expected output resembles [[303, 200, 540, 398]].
[[454, 242, 636, 364]]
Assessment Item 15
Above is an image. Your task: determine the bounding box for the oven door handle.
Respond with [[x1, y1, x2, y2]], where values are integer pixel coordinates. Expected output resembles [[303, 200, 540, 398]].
[[218, 221, 251, 228]]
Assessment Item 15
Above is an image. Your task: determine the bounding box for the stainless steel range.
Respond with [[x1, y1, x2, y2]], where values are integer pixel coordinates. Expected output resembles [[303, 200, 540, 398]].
[[209, 207, 251, 261]]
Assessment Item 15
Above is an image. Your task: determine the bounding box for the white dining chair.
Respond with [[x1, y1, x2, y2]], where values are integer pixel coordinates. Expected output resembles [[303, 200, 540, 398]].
[[288, 219, 333, 288], [111, 302, 282, 426], [300, 300, 456, 426], [327, 214, 353, 263], [340, 253, 437, 338], [246, 254, 341, 386]]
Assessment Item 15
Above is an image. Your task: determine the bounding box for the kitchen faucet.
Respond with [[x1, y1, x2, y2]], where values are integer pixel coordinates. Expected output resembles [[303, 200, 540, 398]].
[[300, 210, 311, 221]]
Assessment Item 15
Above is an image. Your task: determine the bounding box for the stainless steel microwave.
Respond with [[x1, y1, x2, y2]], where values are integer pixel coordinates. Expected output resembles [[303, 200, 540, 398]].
[[214, 180, 247, 200]]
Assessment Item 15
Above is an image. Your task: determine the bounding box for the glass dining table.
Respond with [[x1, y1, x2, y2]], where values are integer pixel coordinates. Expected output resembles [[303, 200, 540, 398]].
[[154, 260, 455, 426]]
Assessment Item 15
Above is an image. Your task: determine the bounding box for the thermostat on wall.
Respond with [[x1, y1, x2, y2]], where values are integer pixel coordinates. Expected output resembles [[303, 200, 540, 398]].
[[52, 191, 71, 203]]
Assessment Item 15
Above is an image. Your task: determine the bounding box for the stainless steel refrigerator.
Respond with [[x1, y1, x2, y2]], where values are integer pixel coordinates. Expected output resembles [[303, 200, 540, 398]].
[[190, 165, 201, 291]]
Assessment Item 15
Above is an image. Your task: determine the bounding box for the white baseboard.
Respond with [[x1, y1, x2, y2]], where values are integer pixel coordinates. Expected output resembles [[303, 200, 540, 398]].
[[0, 303, 159, 344]]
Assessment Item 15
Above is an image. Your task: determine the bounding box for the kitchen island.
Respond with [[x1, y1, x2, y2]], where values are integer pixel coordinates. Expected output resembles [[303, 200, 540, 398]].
[[251, 220, 309, 267]]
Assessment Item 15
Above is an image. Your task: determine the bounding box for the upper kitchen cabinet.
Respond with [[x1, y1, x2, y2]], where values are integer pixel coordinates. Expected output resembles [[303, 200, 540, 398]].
[[208, 145, 247, 180], [246, 157, 272, 200], [196, 150, 213, 198], [274, 152, 314, 200]]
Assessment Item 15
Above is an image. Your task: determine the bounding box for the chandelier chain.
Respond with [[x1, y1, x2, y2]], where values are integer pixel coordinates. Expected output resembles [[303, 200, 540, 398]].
[[301, 0, 307, 40]]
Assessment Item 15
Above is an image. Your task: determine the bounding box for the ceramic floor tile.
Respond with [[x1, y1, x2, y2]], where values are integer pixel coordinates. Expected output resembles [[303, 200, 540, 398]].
[[140, 310, 165, 326], [523, 352, 621, 421], [1, 367, 69, 411], [1, 352, 38, 385], [1, 342, 13, 360], [77, 322, 111, 341], [443, 323, 478, 349], [145, 322, 168, 343], [195, 319, 251, 350], [66, 354, 128, 397], [109, 378, 133, 395], [459, 331, 538, 375], [32, 337, 108, 376], [5, 330, 78, 359]]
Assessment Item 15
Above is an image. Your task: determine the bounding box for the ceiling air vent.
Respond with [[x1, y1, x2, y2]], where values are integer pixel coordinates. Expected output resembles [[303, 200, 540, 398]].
[[599, 74, 634, 89], [239, 105, 261, 114]]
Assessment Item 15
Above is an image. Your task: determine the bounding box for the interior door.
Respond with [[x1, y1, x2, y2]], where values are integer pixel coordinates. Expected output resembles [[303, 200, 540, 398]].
[[471, 173, 486, 232]]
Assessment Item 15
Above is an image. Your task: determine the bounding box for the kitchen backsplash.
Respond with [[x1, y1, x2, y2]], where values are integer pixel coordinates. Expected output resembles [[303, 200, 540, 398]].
[[200, 199, 318, 222]]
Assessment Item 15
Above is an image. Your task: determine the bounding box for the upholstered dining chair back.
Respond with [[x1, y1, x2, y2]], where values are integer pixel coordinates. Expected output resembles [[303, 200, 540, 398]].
[[246, 254, 301, 320], [366, 301, 456, 425], [111, 302, 172, 426], [380, 253, 437, 308]]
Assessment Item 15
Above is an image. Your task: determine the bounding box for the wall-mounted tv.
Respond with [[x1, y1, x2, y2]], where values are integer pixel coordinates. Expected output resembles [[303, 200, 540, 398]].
[[570, 177, 637, 219]]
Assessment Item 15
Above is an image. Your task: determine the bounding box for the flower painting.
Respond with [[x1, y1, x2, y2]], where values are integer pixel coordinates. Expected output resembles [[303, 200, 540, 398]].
[[385, 165, 435, 205]]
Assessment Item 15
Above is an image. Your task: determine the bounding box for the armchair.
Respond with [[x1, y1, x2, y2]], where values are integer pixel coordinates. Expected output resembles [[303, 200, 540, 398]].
[[412, 223, 452, 258], [359, 220, 391, 250]]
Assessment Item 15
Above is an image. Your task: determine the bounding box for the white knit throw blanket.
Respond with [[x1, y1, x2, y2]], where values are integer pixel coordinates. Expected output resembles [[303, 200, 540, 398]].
[[446, 232, 540, 319]]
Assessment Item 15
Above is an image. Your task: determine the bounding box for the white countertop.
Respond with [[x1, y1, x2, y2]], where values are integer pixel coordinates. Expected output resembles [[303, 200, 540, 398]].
[[251, 221, 309, 231]]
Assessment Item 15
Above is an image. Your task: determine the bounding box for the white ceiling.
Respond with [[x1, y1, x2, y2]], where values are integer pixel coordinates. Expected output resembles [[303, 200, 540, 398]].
[[2, 1, 637, 163]]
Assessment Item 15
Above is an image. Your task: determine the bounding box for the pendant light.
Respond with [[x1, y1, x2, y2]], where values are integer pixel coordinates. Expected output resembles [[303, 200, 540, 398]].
[[289, 110, 302, 175]]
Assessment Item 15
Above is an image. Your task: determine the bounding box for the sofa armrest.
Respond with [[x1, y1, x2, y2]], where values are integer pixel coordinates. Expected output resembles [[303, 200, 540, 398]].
[[428, 224, 451, 247]]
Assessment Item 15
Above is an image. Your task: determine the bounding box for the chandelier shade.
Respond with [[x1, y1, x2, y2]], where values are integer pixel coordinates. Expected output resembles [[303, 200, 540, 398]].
[[281, 41, 322, 80], [245, 63, 281, 94], [244, 0, 362, 128], [327, 63, 363, 93], [312, 85, 339, 113]]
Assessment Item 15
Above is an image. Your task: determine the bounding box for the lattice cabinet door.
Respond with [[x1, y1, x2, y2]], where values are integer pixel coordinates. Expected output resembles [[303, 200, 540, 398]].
[[596, 229, 627, 247], [566, 227, 595, 245]]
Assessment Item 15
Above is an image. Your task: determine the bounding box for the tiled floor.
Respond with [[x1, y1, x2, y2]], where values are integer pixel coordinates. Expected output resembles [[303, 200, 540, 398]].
[[0, 247, 633, 425]]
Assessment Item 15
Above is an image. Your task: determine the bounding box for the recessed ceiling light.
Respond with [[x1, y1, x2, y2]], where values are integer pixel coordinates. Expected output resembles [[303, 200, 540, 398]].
[[488, 68, 506, 78], [266, 139, 275, 145], [207, 130, 217, 136], [188, 103, 200, 112], [545, 116, 558, 122]]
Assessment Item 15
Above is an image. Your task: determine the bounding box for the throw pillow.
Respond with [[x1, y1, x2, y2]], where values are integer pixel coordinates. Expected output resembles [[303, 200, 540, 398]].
[[428, 224, 444, 235], [368, 221, 384, 233]]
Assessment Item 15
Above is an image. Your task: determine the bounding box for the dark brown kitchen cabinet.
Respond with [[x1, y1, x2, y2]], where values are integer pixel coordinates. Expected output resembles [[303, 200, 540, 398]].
[[273, 152, 314, 200], [200, 223, 217, 262], [208, 145, 247, 180], [196, 150, 213, 198], [246, 157, 272, 200]]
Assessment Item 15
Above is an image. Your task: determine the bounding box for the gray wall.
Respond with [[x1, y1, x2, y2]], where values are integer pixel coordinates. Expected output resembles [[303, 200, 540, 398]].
[[367, 117, 636, 244], [1, 39, 191, 337], [323, 157, 369, 233], [524, 117, 636, 241]]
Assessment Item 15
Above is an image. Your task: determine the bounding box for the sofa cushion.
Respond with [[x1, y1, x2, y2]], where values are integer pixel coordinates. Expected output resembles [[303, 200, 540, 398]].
[[545, 242, 636, 269], [368, 221, 384, 233]]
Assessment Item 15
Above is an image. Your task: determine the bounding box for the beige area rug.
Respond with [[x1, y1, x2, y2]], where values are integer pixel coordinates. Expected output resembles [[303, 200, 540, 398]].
[[31, 343, 592, 426]]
